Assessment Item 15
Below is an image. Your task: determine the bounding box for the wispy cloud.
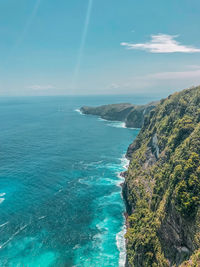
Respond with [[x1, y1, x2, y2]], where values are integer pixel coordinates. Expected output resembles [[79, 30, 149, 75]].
[[108, 67, 200, 93], [109, 83, 120, 89], [27, 85, 55, 90], [121, 34, 200, 53], [145, 69, 200, 80]]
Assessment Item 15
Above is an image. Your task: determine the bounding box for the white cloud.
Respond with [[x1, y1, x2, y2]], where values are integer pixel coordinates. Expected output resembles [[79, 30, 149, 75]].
[[146, 69, 200, 80], [109, 83, 120, 89], [108, 68, 200, 94], [187, 64, 200, 69], [27, 85, 55, 90], [121, 34, 200, 53]]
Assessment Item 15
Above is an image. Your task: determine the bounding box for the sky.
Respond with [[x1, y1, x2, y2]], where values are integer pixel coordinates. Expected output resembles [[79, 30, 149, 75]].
[[1, 0, 200, 97]]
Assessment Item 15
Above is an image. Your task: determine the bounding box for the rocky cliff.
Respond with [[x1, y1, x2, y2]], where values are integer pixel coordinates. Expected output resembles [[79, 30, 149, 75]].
[[123, 87, 200, 266], [80, 102, 158, 128]]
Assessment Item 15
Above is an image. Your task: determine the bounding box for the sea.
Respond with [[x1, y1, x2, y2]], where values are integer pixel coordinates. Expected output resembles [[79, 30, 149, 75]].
[[0, 95, 155, 267]]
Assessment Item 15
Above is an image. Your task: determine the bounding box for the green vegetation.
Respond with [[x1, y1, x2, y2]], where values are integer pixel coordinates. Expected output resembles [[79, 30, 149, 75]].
[[80, 102, 158, 128], [124, 87, 200, 266], [179, 249, 200, 266]]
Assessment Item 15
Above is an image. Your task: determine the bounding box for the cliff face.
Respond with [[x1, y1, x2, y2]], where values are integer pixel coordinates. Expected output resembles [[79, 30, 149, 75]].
[[80, 102, 157, 128], [123, 87, 200, 266]]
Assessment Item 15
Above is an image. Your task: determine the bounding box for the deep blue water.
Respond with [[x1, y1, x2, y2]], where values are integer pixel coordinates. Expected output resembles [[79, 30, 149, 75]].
[[0, 95, 150, 266]]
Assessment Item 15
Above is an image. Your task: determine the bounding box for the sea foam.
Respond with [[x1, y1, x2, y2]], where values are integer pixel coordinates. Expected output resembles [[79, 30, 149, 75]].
[[116, 154, 130, 267], [74, 109, 84, 115], [98, 118, 126, 129], [0, 193, 6, 204], [116, 224, 127, 267]]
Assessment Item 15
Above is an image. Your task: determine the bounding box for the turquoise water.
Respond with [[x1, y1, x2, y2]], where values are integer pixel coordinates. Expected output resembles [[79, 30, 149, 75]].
[[0, 96, 149, 266]]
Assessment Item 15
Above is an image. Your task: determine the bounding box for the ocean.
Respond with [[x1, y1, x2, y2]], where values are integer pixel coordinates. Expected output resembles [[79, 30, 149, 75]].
[[0, 95, 154, 267]]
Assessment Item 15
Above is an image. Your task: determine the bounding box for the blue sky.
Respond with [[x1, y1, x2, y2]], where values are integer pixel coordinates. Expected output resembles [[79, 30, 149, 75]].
[[1, 0, 200, 96]]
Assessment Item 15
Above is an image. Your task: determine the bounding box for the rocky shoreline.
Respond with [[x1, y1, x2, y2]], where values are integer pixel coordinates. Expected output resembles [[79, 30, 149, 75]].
[[120, 170, 132, 267], [80, 102, 158, 128], [119, 168, 131, 267], [80, 86, 200, 266]]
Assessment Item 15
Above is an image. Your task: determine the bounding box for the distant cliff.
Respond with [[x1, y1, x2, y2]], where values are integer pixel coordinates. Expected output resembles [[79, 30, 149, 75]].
[[123, 86, 200, 266], [80, 102, 158, 128]]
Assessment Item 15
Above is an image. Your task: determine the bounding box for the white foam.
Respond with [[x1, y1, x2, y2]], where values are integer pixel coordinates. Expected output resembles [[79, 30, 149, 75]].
[[0, 222, 9, 228], [96, 218, 109, 232], [120, 154, 130, 170], [84, 160, 103, 167], [76, 154, 130, 266], [107, 121, 126, 129], [78, 178, 93, 186], [38, 216, 46, 220], [98, 118, 107, 122], [0, 224, 28, 249], [116, 224, 127, 267], [0, 193, 6, 204], [0, 198, 5, 204], [74, 109, 84, 115], [115, 154, 130, 266], [116, 174, 124, 187], [115, 155, 129, 187], [98, 117, 127, 128], [105, 120, 140, 130], [73, 244, 80, 250]]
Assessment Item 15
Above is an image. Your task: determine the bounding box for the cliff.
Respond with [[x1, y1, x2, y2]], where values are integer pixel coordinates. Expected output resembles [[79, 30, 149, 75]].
[[123, 86, 200, 266], [80, 102, 158, 128]]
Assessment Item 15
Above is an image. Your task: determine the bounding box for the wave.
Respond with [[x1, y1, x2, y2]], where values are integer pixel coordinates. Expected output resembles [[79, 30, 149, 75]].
[[116, 154, 129, 267], [91, 154, 129, 266], [98, 118, 126, 129], [78, 178, 91, 185], [38, 216, 46, 220], [98, 118, 107, 122], [83, 160, 103, 168], [73, 154, 129, 266], [0, 222, 9, 228], [116, 224, 127, 267], [99, 117, 141, 130], [96, 217, 109, 232], [0, 224, 28, 249], [0, 193, 6, 204], [74, 109, 84, 115], [0, 199, 5, 204], [120, 154, 129, 170], [106, 121, 126, 129]]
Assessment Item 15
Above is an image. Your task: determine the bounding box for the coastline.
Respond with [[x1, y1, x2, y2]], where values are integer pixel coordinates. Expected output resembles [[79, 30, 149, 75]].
[[120, 165, 131, 267], [116, 155, 130, 267], [74, 108, 84, 115], [77, 108, 141, 130], [76, 108, 136, 266]]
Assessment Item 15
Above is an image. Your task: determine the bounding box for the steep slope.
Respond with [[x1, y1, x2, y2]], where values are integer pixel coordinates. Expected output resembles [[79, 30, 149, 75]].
[[123, 87, 200, 266], [179, 249, 200, 266], [80, 102, 158, 128]]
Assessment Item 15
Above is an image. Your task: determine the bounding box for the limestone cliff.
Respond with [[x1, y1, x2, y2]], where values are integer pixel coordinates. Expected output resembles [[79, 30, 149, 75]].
[[123, 87, 200, 266]]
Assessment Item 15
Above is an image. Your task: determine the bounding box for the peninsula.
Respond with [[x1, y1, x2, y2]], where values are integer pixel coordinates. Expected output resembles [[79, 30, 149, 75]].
[[80, 102, 158, 128]]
